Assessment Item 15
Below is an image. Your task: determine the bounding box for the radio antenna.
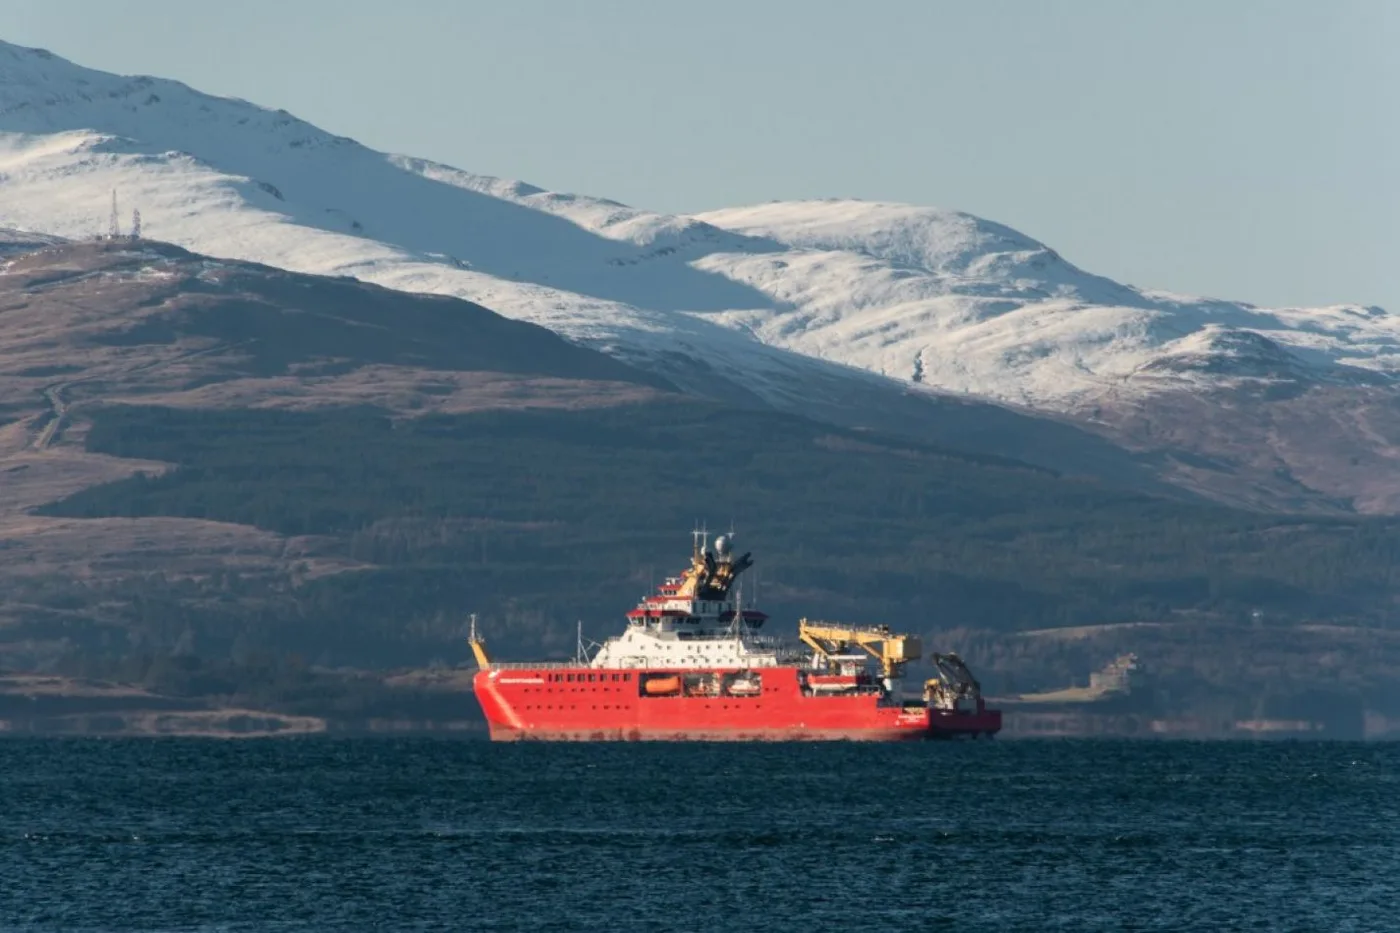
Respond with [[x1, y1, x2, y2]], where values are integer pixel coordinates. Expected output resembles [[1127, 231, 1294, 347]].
[[107, 190, 121, 239]]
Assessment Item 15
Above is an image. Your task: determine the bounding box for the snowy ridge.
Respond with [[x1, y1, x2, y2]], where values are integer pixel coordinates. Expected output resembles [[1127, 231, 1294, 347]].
[[692, 201, 1397, 408], [0, 38, 1393, 423]]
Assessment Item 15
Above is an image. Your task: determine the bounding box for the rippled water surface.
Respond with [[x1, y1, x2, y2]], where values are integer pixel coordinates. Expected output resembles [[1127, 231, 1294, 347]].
[[3, 739, 1397, 931]]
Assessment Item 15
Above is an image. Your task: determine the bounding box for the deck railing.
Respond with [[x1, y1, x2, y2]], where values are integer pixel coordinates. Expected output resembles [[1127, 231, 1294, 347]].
[[487, 661, 786, 672]]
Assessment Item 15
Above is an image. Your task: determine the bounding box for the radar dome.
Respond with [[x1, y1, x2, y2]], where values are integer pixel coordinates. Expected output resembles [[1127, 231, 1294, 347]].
[[713, 535, 731, 556]]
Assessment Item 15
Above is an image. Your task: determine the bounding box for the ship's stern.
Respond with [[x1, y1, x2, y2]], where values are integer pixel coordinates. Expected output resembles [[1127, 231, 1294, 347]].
[[922, 699, 1001, 738]]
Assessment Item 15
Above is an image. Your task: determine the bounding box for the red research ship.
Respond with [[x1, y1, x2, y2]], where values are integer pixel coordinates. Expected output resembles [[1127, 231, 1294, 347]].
[[469, 531, 1001, 741]]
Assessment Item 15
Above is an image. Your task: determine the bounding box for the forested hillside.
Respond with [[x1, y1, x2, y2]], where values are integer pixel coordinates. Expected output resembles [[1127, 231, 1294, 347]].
[[32, 401, 1400, 668]]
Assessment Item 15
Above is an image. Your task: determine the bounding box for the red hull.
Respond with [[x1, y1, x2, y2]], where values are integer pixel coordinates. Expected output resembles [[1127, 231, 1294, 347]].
[[473, 665, 1001, 742]]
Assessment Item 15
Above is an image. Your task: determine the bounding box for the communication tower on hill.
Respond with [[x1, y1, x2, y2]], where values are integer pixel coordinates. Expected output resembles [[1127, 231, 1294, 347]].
[[131, 209, 142, 240], [107, 190, 121, 239]]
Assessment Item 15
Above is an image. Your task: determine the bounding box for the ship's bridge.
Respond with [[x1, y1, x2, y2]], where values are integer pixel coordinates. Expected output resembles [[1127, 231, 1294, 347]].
[[625, 600, 768, 627], [589, 533, 792, 670]]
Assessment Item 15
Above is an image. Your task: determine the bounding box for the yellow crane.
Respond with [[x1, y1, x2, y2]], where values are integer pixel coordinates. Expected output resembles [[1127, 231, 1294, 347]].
[[797, 619, 922, 680]]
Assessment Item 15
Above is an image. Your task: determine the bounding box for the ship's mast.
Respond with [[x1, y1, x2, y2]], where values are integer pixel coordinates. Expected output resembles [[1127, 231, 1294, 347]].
[[691, 523, 708, 558], [467, 613, 491, 669], [730, 576, 744, 637]]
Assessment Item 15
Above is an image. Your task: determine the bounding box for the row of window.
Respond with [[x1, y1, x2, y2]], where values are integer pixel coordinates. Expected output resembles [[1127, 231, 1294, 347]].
[[545, 672, 632, 683], [523, 705, 611, 711], [522, 703, 763, 711]]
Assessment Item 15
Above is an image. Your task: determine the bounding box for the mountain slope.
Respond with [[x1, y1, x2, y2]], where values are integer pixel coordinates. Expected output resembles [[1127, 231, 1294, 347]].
[[690, 201, 1400, 512], [0, 236, 672, 661], [691, 200, 1397, 405], [0, 237, 666, 423], [2, 39, 1396, 511], [0, 227, 65, 255]]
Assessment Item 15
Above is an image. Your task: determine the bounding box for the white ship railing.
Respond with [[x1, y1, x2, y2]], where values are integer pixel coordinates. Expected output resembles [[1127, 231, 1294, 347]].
[[671, 634, 807, 657], [486, 657, 811, 672]]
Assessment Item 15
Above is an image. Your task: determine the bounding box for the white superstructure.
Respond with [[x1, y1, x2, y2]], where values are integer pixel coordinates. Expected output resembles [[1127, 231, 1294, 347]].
[[587, 533, 802, 671]]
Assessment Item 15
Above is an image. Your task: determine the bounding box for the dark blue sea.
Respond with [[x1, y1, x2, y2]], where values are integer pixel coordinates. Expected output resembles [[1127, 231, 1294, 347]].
[[2, 739, 1396, 932]]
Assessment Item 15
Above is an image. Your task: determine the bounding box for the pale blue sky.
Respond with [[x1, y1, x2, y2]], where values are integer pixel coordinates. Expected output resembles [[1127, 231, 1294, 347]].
[[6, 0, 1396, 310]]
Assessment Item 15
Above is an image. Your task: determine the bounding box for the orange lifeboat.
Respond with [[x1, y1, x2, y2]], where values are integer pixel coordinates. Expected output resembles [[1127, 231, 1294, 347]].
[[727, 676, 761, 696], [807, 673, 861, 694], [643, 675, 681, 696]]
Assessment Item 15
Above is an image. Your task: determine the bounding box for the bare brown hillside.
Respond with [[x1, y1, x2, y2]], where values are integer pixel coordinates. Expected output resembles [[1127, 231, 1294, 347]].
[[0, 238, 670, 662]]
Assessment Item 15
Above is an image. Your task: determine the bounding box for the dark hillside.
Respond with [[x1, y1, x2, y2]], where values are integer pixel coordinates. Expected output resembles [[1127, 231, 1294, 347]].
[[34, 401, 1400, 667]]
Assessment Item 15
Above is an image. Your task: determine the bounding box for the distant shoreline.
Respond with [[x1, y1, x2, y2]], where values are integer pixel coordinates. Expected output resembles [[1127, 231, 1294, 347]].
[[0, 713, 491, 739]]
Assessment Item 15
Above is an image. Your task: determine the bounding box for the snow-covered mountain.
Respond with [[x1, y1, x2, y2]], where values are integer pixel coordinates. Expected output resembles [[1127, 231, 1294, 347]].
[[692, 200, 1397, 406], [2, 39, 1396, 511], [0, 41, 814, 404]]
